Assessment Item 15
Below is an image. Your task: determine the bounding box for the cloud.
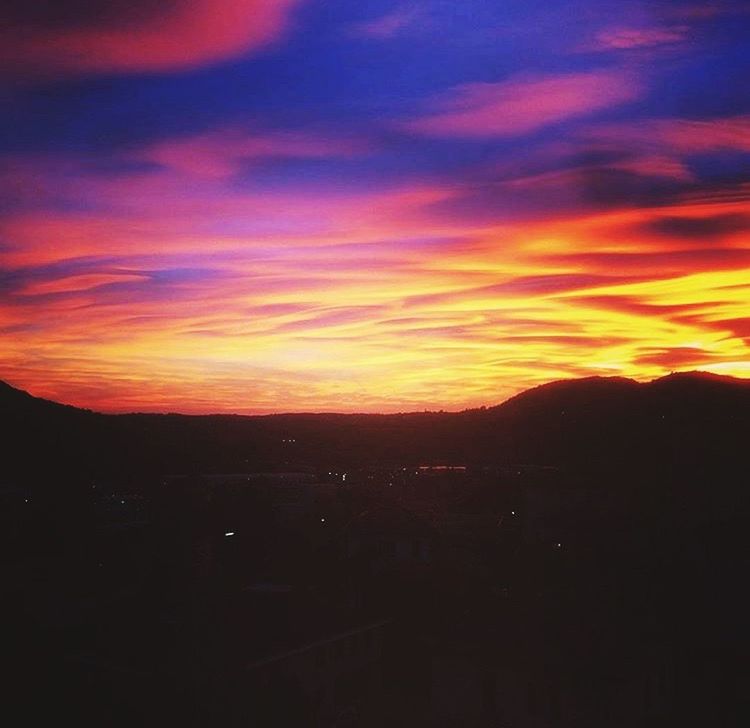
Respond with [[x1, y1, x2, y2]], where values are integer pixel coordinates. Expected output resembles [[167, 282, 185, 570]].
[[709, 316, 750, 343], [634, 346, 717, 368], [587, 25, 689, 51], [639, 212, 750, 240], [18, 272, 151, 297], [348, 5, 420, 39], [403, 70, 642, 138], [0, 0, 301, 75], [587, 116, 750, 154], [134, 126, 368, 179], [3, 122, 750, 412], [0, 145, 459, 267]]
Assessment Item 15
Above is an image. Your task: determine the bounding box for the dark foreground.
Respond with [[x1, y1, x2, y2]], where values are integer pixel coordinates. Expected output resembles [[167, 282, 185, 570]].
[[2, 374, 748, 726]]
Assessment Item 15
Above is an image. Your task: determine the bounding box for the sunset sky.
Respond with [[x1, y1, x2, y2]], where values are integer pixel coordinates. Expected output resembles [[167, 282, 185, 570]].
[[2, 0, 750, 413]]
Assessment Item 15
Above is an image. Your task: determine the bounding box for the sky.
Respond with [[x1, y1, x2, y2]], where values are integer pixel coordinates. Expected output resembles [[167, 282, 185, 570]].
[[1, 0, 750, 413]]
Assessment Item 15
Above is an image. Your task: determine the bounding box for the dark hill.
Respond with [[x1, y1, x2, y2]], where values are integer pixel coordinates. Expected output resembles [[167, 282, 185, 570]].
[[2, 372, 749, 480], [0, 379, 91, 417]]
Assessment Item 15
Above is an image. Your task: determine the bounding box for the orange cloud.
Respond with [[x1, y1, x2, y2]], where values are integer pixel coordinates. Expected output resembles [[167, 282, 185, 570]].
[[0, 0, 301, 75], [404, 70, 641, 138], [2, 132, 750, 413], [634, 346, 720, 368]]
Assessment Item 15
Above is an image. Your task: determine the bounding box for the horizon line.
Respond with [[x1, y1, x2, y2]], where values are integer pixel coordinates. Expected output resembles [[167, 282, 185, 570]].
[[3, 369, 745, 419]]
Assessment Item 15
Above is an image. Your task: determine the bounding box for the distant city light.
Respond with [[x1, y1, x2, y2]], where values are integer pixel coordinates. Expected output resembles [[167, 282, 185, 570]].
[[320, 518, 326, 523]]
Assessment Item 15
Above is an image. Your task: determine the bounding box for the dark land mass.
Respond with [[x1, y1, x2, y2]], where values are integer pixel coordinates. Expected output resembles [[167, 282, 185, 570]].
[[3, 371, 750, 478], [2, 372, 748, 727]]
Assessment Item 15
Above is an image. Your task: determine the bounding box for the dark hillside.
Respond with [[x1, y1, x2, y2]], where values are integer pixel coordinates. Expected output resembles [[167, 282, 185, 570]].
[[3, 372, 749, 483]]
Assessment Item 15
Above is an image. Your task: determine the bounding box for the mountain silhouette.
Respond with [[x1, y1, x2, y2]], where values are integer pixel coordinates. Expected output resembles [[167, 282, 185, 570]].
[[3, 371, 749, 482], [0, 371, 746, 475]]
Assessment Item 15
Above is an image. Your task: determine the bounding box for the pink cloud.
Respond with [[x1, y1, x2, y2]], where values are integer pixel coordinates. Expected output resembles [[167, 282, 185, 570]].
[[349, 6, 420, 39], [19, 273, 150, 297], [607, 153, 694, 181], [136, 127, 368, 179], [654, 117, 750, 153], [404, 70, 641, 138], [0, 0, 301, 75], [587, 116, 750, 154], [496, 152, 692, 201], [0, 148, 458, 267], [588, 25, 689, 51]]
